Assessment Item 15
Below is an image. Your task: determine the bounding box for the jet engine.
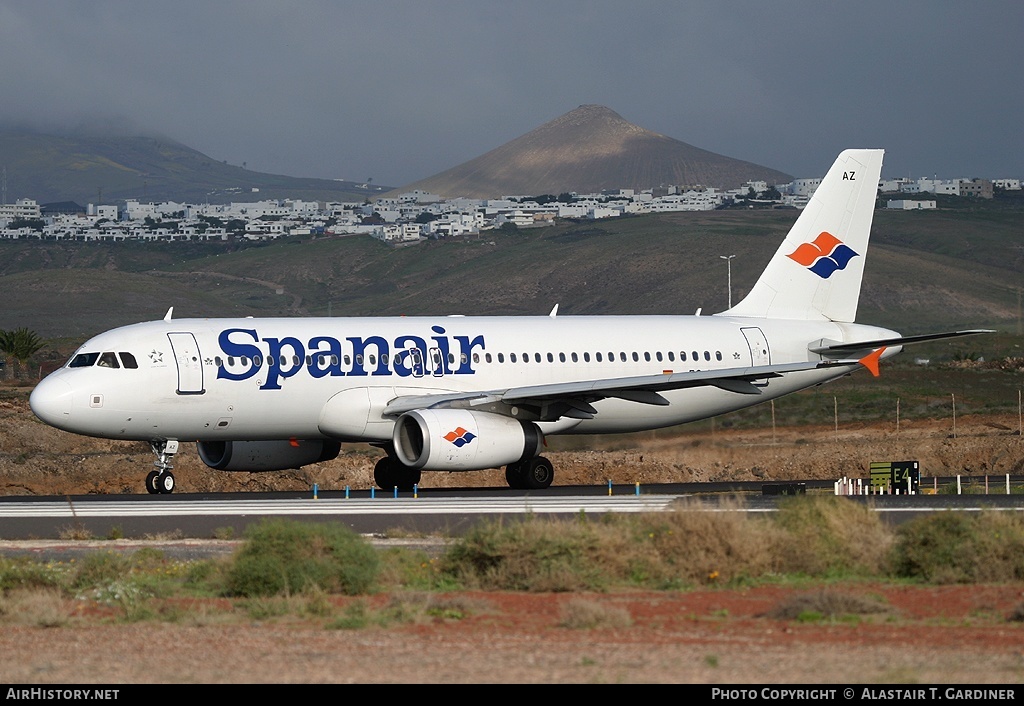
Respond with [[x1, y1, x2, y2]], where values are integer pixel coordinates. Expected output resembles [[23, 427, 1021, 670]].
[[197, 439, 341, 472], [393, 409, 543, 471]]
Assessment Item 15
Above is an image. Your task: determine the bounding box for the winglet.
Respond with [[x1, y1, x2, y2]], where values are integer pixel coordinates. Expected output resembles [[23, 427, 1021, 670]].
[[548, 304, 559, 318], [163, 307, 174, 322], [859, 347, 886, 377]]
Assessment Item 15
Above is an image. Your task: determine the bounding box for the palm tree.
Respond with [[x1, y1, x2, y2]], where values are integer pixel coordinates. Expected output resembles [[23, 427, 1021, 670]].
[[0, 328, 46, 378]]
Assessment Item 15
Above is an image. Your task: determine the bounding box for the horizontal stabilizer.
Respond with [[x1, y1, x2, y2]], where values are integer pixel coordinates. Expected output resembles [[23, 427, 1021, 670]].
[[809, 329, 994, 355]]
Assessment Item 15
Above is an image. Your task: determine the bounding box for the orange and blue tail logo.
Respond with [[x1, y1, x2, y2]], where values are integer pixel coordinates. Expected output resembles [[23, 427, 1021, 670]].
[[443, 427, 476, 448], [786, 231, 858, 279]]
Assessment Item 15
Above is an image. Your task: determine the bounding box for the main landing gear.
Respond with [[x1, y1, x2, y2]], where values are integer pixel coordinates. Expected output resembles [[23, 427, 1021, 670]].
[[147, 440, 178, 494], [504, 456, 554, 490], [373, 455, 422, 492], [371, 451, 555, 492]]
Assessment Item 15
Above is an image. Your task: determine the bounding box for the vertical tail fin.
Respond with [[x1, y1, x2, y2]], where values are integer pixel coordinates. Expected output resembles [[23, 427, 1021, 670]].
[[719, 149, 884, 322]]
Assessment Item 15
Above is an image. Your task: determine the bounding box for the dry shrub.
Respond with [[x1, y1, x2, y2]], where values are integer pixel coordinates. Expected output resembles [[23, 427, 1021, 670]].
[[890, 510, 1024, 583], [444, 516, 619, 591], [626, 498, 778, 586], [770, 496, 891, 578], [0, 588, 69, 627], [558, 598, 633, 629], [765, 589, 891, 621]]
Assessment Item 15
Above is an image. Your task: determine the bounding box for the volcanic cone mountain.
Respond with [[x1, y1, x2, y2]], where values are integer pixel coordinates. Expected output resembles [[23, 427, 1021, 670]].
[[390, 105, 792, 199]]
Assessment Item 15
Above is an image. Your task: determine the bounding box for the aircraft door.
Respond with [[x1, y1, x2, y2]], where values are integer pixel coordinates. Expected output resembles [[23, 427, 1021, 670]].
[[741, 327, 771, 366], [406, 347, 425, 378], [167, 332, 205, 395], [429, 347, 445, 377]]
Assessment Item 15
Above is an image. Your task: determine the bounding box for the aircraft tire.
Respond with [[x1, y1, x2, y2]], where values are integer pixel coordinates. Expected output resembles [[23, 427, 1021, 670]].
[[505, 462, 526, 489], [158, 472, 175, 494], [374, 457, 421, 492], [145, 471, 161, 495], [522, 457, 554, 490], [373, 457, 395, 490]]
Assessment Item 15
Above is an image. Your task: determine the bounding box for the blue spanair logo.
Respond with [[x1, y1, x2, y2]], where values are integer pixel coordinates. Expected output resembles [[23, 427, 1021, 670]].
[[216, 326, 485, 390]]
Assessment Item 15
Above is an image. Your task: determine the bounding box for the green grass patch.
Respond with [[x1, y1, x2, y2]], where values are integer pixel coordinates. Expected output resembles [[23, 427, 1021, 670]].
[[225, 518, 380, 597]]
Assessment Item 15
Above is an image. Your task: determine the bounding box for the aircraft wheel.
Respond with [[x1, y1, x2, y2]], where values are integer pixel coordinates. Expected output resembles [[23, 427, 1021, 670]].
[[395, 465, 421, 492], [158, 471, 175, 494], [373, 457, 395, 490], [522, 457, 554, 490], [145, 471, 161, 495], [505, 462, 526, 489], [374, 457, 421, 492]]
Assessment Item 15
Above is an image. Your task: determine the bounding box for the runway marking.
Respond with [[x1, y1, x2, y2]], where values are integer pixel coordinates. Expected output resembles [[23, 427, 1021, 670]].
[[0, 495, 684, 518]]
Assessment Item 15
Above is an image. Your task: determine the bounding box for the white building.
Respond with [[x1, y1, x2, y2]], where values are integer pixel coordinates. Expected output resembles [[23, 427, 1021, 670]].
[[0, 198, 42, 223], [887, 199, 936, 210]]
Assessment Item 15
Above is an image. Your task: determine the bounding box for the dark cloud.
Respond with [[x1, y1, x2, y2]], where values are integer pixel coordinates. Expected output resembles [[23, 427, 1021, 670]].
[[1, 1, 1020, 187]]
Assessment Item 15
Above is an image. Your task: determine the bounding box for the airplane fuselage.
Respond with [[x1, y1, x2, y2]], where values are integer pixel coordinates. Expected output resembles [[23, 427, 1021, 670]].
[[30, 314, 900, 444]]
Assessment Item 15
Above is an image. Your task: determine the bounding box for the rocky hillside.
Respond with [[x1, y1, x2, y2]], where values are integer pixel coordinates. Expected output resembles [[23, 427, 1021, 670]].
[[389, 105, 793, 198]]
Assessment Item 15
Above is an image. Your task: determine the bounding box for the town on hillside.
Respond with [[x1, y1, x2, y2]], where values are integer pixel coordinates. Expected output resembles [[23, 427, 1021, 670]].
[[0, 174, 1020, 244]]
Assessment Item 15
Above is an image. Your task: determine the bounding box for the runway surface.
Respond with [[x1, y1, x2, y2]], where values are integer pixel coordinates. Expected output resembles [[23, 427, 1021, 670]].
[[1, 480, 1023, 545]]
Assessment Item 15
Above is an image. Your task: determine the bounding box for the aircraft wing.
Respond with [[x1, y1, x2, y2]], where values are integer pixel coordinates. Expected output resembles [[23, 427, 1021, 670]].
[[809, 329, 994, 355], [383, 357, 863, 421]]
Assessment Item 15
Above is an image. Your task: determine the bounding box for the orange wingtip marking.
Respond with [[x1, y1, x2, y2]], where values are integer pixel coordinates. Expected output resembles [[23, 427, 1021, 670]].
[[859, 347, 886, 377], [289, 438, 300, 447], [663, 369, 673, 375]]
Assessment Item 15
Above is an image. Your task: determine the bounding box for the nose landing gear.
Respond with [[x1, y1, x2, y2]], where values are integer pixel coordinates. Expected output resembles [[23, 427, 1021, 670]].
[[147, 440, 178, 494]]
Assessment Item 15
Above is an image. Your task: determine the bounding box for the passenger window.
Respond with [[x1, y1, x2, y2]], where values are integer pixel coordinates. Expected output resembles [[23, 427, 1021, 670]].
[[215, 356, 224, 367], [668, 352, 675, 362], [547, 353, 554, 363], [632, 352, 639, 362], [119, 352, 139, 369], [583, 352, 591, 362], [619, 352, 626, 362], [716, 351, 723, 361], [644, 352, 651, 362], [596, 352, 603, 362], [571, 352, 578, 363], [253, 356, 263, 367], [680, 352, 686, 361], [704, 351, 711, 361], [559, 353, 566, 362], [656, 352, 663, 362], [499, 353, 506, 363], [510, 353, 517, 363]]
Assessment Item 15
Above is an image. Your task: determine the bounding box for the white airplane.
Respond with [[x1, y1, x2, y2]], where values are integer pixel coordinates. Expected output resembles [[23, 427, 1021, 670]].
[[29, 149, 990, 494]]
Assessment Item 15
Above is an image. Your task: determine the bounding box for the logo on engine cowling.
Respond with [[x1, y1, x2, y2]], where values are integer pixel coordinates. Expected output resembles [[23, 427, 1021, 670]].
[[443, 427, 476, 448]]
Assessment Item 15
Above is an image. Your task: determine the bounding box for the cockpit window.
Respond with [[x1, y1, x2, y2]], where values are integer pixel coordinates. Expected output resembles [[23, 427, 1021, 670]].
[[97, 352, 120, 368], [119, 352, 139, 369], [69, 352, 100, 368]]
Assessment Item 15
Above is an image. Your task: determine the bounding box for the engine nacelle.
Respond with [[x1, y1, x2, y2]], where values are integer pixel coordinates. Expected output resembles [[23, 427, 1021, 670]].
[[393, 409, 543, 471], [197, 440, 341, 472]]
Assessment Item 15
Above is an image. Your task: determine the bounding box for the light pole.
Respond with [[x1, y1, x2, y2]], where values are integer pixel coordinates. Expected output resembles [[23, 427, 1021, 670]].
[[720, 255, 735, 308]]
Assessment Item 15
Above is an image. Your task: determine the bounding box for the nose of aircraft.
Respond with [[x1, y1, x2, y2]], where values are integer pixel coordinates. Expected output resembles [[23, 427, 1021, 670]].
[[29, 376, 74, 428]]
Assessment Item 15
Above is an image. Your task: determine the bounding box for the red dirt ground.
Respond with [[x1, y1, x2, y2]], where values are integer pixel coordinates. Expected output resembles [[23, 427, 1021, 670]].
[[1, 583, 1023, 683]]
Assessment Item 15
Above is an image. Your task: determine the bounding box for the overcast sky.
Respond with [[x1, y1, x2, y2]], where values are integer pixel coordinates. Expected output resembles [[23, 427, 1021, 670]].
[[1, 1, 1021, 187]]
